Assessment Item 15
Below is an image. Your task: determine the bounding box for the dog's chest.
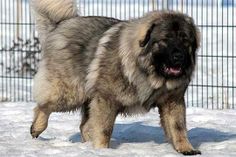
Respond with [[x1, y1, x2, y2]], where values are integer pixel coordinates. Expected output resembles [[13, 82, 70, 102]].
[[141, 87, 171, 108], [122, 86, 175, 115]]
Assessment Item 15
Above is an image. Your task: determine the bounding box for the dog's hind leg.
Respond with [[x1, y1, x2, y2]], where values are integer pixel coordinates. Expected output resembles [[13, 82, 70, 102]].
[[30, 105, 51, 138]]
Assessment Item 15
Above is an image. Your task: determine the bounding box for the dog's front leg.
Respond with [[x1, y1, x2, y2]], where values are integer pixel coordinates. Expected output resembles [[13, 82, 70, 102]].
[[158, 98, 201, 155], [87, 95, 119, 148]]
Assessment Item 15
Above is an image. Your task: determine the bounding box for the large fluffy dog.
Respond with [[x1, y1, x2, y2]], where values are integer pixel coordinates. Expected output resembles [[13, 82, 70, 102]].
[[31, 0, 200, 155]]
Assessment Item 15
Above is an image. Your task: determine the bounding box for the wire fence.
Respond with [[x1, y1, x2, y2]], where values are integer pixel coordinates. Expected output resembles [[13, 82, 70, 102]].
[[0, 0, 235, 109]]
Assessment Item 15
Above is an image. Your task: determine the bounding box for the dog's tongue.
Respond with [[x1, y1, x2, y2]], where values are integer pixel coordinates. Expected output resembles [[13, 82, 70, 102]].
[[169, 67, 181, 75], [165, 66, 182, 75]]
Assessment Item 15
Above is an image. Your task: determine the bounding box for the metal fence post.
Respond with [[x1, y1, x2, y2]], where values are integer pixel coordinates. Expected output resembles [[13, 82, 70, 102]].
[[16, 0, 22, 38]]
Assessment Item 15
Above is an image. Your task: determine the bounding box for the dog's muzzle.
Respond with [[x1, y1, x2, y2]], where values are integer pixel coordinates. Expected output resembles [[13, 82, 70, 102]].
[[171, 50, 185, 67]]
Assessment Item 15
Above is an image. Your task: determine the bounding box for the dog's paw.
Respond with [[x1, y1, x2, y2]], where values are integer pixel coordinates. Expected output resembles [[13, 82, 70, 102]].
[[30, 125, 40, 138], [181, 149, 201, 156]]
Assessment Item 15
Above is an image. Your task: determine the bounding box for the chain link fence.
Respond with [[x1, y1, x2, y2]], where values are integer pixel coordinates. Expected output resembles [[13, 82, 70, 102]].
[[0, 0, 235, 109]]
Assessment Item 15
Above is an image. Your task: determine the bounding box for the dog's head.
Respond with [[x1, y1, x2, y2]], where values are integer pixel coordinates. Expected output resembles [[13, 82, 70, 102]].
[[138, 12, 199, 83]]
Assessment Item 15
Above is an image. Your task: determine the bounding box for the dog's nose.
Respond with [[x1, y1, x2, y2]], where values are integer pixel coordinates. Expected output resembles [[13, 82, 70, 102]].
[[172, 52, 185, 65]]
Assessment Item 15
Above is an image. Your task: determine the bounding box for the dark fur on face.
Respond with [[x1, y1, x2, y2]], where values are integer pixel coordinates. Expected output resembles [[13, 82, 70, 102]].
[[139, 13, 199, 80]]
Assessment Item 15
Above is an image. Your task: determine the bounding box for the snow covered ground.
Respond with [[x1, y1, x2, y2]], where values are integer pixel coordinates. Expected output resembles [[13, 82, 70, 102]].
[[0, 102, 236, 157]]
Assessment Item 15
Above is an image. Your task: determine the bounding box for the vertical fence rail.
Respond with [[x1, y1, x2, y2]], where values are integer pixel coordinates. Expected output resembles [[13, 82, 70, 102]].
[[0, 0, 235, 109]]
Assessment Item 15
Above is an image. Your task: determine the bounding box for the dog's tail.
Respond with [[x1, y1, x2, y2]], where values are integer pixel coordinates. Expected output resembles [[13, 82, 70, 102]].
[[31, 0, 78, 41]]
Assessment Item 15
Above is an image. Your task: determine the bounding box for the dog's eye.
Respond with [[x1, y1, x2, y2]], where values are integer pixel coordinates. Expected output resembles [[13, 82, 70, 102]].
[[184, 41, 189, 47], [152, 42, 159, 50], [178, 32, 187, 39], [156, 40, 167, 47]]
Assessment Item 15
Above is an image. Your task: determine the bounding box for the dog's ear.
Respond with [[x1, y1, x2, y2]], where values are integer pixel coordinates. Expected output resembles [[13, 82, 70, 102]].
[[139, 24, 156, 47]]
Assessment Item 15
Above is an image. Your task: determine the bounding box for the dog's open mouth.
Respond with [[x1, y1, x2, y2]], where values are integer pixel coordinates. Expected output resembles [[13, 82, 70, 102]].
[[163, 65, 182, 76]]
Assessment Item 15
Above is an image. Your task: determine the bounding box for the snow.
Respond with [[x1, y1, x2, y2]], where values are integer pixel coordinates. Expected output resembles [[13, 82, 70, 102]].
[[0, 102, 236, 157]]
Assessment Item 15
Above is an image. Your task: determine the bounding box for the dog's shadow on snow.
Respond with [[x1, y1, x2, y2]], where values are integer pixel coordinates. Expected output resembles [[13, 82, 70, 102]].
[[188, 127, 236, 148], [68, 122, 236, 149]]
